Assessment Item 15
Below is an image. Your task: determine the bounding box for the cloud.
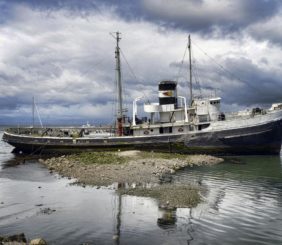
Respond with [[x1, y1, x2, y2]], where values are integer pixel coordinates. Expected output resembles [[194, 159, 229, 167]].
[[0, 3, 186, 124], [0, 1, 282, 125], [247, 10, 282, 46], [141, 0, 280, 34]]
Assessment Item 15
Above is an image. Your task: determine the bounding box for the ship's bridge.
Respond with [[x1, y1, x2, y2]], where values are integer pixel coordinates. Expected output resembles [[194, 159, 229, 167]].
[[193, 97, 222, 122]]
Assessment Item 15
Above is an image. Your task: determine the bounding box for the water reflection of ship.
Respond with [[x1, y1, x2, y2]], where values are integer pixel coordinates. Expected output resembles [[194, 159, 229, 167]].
[[113, 183, 195, 244], [113, 193, 122, 245], [113, 183, 124, 245], [157, 207, 194, 244], [157, 207, 177, 228]]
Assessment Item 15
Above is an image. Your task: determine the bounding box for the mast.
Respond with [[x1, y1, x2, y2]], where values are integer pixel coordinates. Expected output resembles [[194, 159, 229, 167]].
[[32, 96, 35, 128], [188, 35, 193, 106], [114, 32, 123, 136]]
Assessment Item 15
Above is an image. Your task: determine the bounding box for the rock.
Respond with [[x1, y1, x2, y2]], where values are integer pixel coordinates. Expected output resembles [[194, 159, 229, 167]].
[[29, 238, 47, 245], [0, 233, 27, 243], [169, 169, 176, 174], [159, 173, 172, 183]]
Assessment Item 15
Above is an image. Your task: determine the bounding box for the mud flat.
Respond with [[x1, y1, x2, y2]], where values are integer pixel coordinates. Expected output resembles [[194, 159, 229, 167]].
[[40, 151, 223, 208]]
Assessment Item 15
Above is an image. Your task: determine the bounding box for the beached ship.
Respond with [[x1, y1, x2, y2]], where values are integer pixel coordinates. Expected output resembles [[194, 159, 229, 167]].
[[3, 33, 282, 154]]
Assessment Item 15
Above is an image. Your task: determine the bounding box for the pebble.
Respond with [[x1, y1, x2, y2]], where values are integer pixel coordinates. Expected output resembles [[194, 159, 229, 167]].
[[30, 238, 47, 245], [170, 169, 176, 174]]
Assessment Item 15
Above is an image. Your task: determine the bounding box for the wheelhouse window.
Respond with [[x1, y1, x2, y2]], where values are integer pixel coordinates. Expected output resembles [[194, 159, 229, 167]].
[[159, 127, 172, 134]]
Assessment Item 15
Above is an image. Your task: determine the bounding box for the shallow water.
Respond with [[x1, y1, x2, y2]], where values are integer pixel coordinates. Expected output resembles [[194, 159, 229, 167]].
[[0, 130, 282, 244]]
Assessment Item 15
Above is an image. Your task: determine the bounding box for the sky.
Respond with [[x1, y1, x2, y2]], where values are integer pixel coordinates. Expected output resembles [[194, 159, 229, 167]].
[[0, 0, 282, 125]]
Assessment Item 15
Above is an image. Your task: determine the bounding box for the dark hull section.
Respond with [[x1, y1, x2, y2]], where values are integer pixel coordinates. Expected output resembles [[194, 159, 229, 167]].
[[3, 119, 282, 155], [184, 120, 282, 155]]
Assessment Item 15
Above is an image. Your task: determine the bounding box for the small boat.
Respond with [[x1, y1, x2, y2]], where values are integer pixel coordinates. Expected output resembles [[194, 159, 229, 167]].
[[3, 33, 282, 155]]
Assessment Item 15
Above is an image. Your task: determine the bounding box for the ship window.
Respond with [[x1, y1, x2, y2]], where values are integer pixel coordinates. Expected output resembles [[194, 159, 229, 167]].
[[198, 115, 209, 122], [210, 101, 220, 105], [159, 127, 172, 134]]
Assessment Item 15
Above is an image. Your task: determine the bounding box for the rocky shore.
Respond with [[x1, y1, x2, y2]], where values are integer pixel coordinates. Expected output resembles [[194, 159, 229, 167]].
[[0, 233, 47, 245], [40, 150, 223, 187], [38, 151, 224, 209]]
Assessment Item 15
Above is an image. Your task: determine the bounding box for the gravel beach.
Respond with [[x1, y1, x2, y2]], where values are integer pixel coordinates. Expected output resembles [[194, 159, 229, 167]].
[[40, 150, 223, 186], [40, 150, 223, 208]]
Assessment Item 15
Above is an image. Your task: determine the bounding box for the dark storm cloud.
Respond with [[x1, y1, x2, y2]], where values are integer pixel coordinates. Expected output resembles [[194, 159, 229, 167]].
[[5, 0, 280, 34], [141, 0, 280, 34], [0, 0, 141, 19], [187, 56, 282, 106], [0, 97, 21, 110], [2, 0, 281, 41], [0, 0, 282, 124], [2, 0, 100, 11], [222, 58, 282, 105], [247, 11, 282, 47]]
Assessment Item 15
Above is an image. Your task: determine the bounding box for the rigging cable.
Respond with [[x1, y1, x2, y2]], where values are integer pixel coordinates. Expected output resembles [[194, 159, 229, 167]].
[[175, 43, 188, 84], [120, 48, 150, 103], [191, 40, 262, 92], [192, 58, 203, 98], [34, 102, 43, 128]]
